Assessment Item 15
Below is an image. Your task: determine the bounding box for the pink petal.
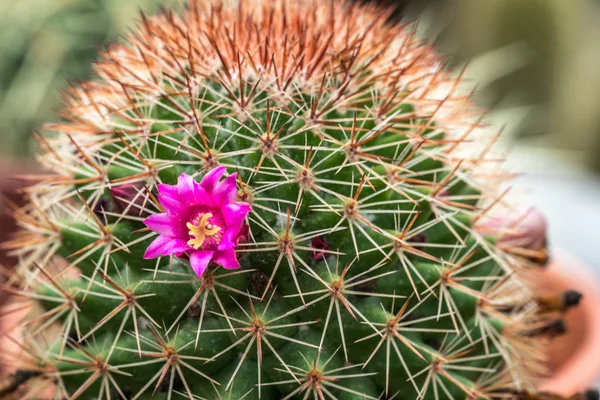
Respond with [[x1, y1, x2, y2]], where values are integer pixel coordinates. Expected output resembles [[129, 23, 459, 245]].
[[218, 227, 240, 251], [144, 213, 176, 236], [222, 202, 251, 229], [177, 174, 215, 207], [217, 226, 242, 250], [212, 172, 238, 206], [199, 166, 226, 192], [190, 251, 215, 277], [157, 183, 179, 199], [157, 184, 185, 214], [144, 236, 171, 259], [164, 239, 191, 256], [176, 173, 195, 197], [213, 248, 240, 270], [144, 236, 190, 259]]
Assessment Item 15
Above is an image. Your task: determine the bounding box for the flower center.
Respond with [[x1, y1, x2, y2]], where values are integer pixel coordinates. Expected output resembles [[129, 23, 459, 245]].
[[186, 212, 221, 250]]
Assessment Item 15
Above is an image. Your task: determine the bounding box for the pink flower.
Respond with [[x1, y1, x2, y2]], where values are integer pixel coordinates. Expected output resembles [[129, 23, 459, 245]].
[[143, 167, 251, 277]]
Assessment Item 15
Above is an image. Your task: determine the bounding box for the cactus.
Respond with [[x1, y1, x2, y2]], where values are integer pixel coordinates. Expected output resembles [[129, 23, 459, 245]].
[[0, 0, 590, 399]]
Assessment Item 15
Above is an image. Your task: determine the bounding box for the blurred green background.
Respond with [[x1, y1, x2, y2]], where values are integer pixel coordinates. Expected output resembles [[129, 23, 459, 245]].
[[0, 0, 167, 155]]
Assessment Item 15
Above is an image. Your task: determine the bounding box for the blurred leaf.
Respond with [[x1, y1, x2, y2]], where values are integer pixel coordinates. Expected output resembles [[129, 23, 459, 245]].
[[0, 0, 169, 156]]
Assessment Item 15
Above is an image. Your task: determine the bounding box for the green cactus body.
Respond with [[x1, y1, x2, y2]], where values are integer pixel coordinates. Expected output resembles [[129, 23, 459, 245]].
[[1, 0, 552, 399]]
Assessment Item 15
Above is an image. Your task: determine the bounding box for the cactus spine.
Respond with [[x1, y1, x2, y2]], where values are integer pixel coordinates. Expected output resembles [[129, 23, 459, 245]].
[[0, 0, 579, 399]]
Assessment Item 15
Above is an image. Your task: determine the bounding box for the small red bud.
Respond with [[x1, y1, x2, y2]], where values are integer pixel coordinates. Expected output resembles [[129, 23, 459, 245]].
[[311, 236, 329, 261], [110, 182, 148, 216], [236, 223, 250, 246]]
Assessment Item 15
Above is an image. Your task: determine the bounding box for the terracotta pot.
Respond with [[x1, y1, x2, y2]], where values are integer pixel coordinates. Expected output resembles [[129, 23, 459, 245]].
[[537, 251, 600, 395]]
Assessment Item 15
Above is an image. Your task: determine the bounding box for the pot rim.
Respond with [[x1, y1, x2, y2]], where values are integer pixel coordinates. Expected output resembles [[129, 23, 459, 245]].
[[539, 250, 600, 394]]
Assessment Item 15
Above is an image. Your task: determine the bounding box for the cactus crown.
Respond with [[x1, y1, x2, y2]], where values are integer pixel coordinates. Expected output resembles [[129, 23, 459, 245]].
[[0, 0, 558, 399]]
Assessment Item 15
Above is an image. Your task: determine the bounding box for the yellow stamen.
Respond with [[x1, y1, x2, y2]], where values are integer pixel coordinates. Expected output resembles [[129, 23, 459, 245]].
[[187, 213, 220, 249]]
